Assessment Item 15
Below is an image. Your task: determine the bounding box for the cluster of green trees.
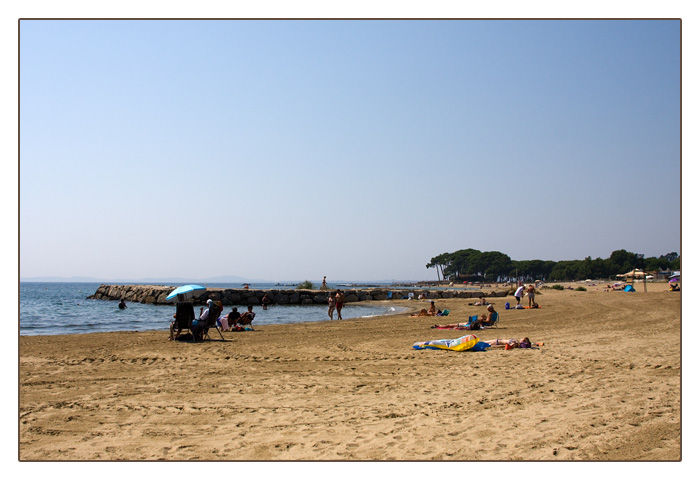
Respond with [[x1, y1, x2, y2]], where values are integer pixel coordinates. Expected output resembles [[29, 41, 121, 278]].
[[426, 249, 680, 282]]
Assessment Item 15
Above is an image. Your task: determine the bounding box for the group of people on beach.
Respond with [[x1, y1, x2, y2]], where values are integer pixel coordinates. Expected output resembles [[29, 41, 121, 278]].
[[218, 305, 256, 331], [410, 285, 543, 349], [169, 296, 258, 341], [170, 284, 351, 341], [167, 279, 540, 349], [513, 283, 537, 307]]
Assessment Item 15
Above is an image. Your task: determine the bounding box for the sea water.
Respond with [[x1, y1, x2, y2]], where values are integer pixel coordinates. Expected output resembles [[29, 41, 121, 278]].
[[19, 282, 408, 336]]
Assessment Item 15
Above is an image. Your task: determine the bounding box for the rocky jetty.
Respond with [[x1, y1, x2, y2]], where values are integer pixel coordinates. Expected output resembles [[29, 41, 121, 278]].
[[88, 284, 509, 306]]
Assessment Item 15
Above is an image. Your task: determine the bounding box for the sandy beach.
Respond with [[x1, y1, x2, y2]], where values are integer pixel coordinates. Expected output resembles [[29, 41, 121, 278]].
[[19, 282, 680, 461]]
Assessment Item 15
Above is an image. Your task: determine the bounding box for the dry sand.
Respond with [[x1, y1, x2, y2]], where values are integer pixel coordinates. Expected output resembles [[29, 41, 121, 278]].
[[19, 282, 681, 461]]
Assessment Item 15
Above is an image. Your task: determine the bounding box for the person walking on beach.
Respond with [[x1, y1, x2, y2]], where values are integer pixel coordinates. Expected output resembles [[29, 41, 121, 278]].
[[335, 289, 345, 320], [514, 285, 525, 306], [527, 284, 536, 307], [327, 293, 336, 319]]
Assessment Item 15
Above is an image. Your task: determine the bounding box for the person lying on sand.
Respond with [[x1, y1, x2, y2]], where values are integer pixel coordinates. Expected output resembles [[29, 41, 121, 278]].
[[431, 317, 482, 330], [484, 337, 532, 349]]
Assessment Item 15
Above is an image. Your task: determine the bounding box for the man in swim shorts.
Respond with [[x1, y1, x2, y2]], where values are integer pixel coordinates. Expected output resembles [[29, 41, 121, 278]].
[[334, 289, 345, 320]]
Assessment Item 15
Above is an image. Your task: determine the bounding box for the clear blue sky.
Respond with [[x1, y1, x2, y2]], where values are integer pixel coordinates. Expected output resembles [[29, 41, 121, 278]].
[[19, 19, 681, 281]]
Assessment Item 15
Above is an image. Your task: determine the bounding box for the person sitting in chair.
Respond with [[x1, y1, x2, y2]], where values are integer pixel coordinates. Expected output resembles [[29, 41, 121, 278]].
[[238, 305, 256, 326], [224, 307, 241, 330], [169, 294, 195, 341], [191, 299, 214, 341], [480, 304, 498, 326]]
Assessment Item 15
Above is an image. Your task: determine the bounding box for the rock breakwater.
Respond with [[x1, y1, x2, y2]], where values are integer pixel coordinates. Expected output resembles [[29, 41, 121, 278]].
[[88, 284, 509, 306]]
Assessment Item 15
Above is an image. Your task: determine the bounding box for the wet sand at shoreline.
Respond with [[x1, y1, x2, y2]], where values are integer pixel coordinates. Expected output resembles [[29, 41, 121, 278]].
[[19, 282, 681, 460]]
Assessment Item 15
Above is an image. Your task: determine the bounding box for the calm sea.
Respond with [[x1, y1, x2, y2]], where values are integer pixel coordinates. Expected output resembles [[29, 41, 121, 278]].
[[19, 282, 408, 336]]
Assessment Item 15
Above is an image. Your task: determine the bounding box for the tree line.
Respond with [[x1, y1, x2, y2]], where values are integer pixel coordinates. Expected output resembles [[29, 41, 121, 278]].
[[426, 249, 680, 282]]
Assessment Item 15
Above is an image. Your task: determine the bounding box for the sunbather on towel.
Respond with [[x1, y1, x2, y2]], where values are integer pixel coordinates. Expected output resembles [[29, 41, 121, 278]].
[[484, 337, 534, 349], [431, 318, 481, 330]]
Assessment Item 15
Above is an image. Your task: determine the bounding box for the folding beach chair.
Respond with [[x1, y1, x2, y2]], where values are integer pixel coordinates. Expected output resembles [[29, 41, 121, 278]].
[[487, 312, 499, 327], [202, 301, 225, 341], [171, 301, 196, 341]]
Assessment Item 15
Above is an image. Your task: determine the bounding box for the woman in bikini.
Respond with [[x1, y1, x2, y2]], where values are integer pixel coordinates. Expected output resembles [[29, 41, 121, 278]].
[[327, 293, 335, 320], [527, 284, 536, 307]]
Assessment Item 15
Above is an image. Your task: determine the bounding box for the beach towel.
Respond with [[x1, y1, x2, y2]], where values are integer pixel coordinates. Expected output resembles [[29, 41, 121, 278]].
[[413, 334, 480, 351], [218, 316, 229, 331], [229, 325, 254, 332]]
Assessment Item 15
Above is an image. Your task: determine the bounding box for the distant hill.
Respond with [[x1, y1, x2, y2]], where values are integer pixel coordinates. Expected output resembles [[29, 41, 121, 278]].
[[20, 275, 267, 284], [20, 276, 425, 284]]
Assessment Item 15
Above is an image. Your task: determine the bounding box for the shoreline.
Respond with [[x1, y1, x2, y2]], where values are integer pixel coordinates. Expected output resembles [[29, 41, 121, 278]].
[[19, 300, 416, 338], [19, 283, 680, 460]]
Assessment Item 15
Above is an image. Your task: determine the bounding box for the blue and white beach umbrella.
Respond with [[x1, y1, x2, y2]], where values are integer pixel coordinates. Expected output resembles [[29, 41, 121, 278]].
[[166, 284, 206, 301]]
